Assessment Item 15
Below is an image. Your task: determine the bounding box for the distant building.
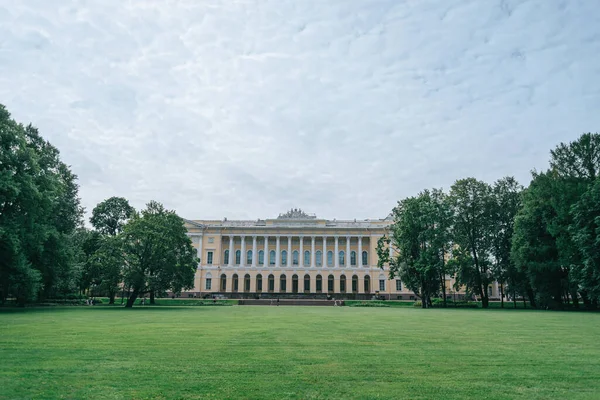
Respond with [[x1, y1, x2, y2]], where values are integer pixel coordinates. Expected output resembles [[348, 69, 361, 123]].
[[183, 209, 500, 300]]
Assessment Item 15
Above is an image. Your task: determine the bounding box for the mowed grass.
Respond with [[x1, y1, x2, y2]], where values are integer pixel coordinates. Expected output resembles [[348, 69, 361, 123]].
[[1, 307, 599, 400]]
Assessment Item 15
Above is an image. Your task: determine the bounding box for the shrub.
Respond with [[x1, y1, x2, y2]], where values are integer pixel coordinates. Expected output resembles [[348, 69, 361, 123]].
[[348, 302, 390, 308], [413, 300, 422, 308]]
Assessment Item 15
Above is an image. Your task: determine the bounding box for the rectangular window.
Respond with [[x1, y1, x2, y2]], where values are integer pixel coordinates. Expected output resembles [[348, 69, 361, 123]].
[[257, 279, 262, 291], [396, 280, 402, 291], [207, 251, 213, 265], [206, 278, 212, 290], [379, 279, 385, 291], [328, 278, 334, 292], [316, 279, 322, 292], [269, 278, 274, 292]]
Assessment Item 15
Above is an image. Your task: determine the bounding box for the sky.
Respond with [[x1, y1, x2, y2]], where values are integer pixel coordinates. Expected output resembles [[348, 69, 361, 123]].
[[1, 0, 599, 221]]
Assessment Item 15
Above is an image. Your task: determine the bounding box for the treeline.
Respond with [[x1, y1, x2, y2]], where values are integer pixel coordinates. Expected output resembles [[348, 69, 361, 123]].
[[378, 133, 600, 310], [0, 105, 197, 307]]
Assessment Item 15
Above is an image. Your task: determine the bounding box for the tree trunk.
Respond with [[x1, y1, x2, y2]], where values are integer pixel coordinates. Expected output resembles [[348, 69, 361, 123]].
[[150, 291, 155, 305], [440, 272, 447, 308], [108, 291, 115, 305], [125, 290, 139, 308], [500, 283, 504, 308], [482, 294, 489, 309], [526, 286, 536, 308]]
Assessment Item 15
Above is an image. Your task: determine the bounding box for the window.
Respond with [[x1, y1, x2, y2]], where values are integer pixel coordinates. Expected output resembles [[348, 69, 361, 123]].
[[304, 250, 310, 266], [258, 250, 264, 265], [362, 251, 368, 266], [224, 250, 229, 265], [364, 275, 370, 293], [207, 251, 213, 265], [352, 275, 358, 293], [244, 274, 251, 292], [328, 275, 334, 292], [316, 251, 322, 266], [206, 278, 212, 290], [396, 280, 402, 291], [350, 251, 356, 266], [281, 250, 287, 266], [256, 274, 262, 292], [316, 275, 322, 292], [280, 275, 287, 292], [379, 279, 385, 291], [304, 274, 310, 292], [293, 250, 299, 265], [339, 251, 345, 266], [220, 274, 226, 291], [268, 274, 275, 292], [340, 275, 346, 292], [292, 275, 299, 293], [232, 274, 239, 292], [208, 237, 214, 243], [269, 250, 276, 265], [246, 250, 252, 265], [327, 251, 333, 266], [235, 250, 241, 265]]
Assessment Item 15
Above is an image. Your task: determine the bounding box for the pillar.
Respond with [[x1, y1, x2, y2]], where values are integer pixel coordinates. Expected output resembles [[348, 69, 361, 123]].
[[263, 235, 269, 267], [252, 236, 257, 267], [311, 236, 316, 268], [346, 236, 351, 268], [322, 236, 327, 267], [334, 236, 339, 268], [358, 236, 363, 267], [228, 235, 234, 267], [276, 236, 281, 267], [197, 235, 203, 267], [299, 236, 304, 267], [240, 236, 246, 267], [287, 236, 292, 267]]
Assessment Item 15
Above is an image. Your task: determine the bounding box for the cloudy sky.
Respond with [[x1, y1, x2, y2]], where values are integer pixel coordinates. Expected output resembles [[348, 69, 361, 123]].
[[1, 0, 599, 221]]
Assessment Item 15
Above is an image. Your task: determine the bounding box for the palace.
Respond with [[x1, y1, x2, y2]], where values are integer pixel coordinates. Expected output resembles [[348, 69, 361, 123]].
[[184, 209, 496, 300]]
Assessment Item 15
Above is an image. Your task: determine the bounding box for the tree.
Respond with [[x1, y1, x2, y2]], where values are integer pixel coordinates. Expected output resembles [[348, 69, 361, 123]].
[[90, 197, 135, 236], [569, 178, 600, 308], [448, 178, 494, 308], [377, 189, 451, 308], [121, 201, 197, 307], [90, 235, 125, 304], [490, 177, 522, 308], [0, 104, 83, 304]]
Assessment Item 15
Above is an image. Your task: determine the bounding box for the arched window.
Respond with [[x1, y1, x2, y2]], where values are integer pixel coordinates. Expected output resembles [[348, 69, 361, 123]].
[[258, 250, 264, 265], [340, 275, 346, 293], [352, 275, 358, 293], [220, 274, 227, 291], [232, 274, 239, 292], [280, 275, 287, 292], [224, 250, 229, 265], [292, 274, 299, 293], [205, 272, 212, 290], [328, 274, 334, 292], [364, 275, 370, 293], [269, 250, 276, 265], [268, 274, 275, 292], [339, 251, 345, 266], [244, 274, 251, 292], [351, 251, 357, 266], [327, 251, 333, 266], [316, 275, 323, 292], [304, 250, 310, 266], [304, 274, 310, 292], [235, 250, 241, 265], [256, 274, 263, 292], [293, 250, 299, 265], [246, 250, 253, 265], [316, 250, 322, 266], [281, 250, 287, 266], [362, 251, 368, 266]]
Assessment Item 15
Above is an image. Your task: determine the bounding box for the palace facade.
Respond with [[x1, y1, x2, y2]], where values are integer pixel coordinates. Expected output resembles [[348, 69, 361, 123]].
[[184, 208, 495, 300]]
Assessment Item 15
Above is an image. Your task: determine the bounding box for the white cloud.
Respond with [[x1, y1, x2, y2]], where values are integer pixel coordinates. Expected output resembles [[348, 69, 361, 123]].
[[1, 0, 599, 221]]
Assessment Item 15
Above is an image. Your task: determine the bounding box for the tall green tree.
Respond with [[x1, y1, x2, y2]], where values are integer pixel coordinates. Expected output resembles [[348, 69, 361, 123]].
[[90, 235, 125, 304], [90, 197, 135, 236], [490, 177, 522, 308], [121, 201, 197, 307], [377, 189, 451, 308], [448, 178, 494, 308]]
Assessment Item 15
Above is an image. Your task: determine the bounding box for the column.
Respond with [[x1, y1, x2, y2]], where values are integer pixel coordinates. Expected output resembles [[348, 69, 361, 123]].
[[287, 236, 292, 267], [322, 236, 327, 267], [346, 236, 351, 268], [274, 272, 280, 292], [263, 235, 269, 267], [251, 236, 257, 267], [358, 275, 364, 294], [358, 236, 363, 267], [197, 235, 203, 267], [334, 236, 339, 268], [240, 236, 246, 267], [275, 236, 281, 267], [311, 236, 316, 268], [299, 236, 304, 267], [389, 237, 394, 258], [228, 235, 234, 267]]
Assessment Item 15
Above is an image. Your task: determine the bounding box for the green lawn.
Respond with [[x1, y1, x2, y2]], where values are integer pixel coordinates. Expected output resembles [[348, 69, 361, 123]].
[[1, 307, 599, 399]]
